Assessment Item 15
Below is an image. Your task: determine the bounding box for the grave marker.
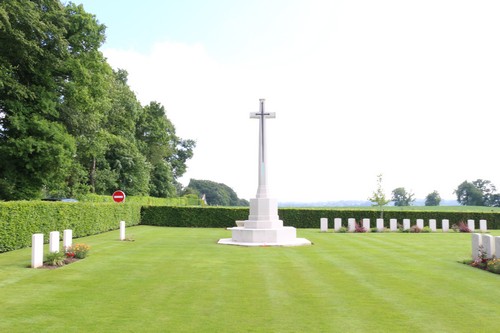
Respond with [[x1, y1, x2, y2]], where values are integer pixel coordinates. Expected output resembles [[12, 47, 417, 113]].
[[472, 233, 482, 260], [376, 218, 384, 232], [31, 234, 44, 268], [390, 219, 397, 231], [403, 219, 410, 231], [442, 219, 449, 232], [49, 231, 60, 253], [63, 229, 72, 250], [429, 219, 436, 232], [482, 234, 495, 258], [334, 218, 342, 231], [480, 220, 487, 232], [467, 219, 475, 231]]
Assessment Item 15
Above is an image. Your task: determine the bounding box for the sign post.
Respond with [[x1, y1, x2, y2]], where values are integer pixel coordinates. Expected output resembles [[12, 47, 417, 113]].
[[112, 190, 126, 203]]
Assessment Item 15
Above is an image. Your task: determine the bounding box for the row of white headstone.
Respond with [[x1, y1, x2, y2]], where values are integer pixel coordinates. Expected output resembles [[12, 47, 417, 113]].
[[31, 221, 127, 268], [320, 218, 487, 233], [472, 233, 500, 260]]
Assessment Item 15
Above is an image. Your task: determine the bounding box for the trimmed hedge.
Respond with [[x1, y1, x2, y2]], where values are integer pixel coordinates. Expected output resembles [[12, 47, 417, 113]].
[[0, 202, 141, 253], [140, 206, 500, 229]]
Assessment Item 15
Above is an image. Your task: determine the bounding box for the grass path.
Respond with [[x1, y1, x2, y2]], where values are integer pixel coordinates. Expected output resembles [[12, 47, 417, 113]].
[[0, 227, 499, 332]]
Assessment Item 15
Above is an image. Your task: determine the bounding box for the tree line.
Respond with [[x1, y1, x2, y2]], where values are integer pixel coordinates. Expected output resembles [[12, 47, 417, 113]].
[[370, 175, 500, 207], [0, 1, 194, 200]]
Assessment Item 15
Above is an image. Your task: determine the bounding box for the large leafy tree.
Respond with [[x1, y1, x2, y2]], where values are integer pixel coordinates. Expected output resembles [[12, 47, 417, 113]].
[[391, 187, 415, 206], [454, 179, 497, 206], [0, 0, 77, 199], [425, 190, 441, 206]]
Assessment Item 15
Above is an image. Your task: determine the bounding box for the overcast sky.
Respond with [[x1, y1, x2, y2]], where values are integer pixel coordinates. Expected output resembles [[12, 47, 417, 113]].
[[76, 0, 500, 203]]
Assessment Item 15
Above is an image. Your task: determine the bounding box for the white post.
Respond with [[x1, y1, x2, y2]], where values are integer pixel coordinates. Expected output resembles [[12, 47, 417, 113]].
[[49, 231, 60, 253], [442, 219, 449, 232], [31, 233, 44, 268], [403, 219, 410, 231], [120, 221, 126, 240], [467, 219, 475, 231], [390, 219, 397, 231], [472, 233, 482, 260], [348, 218, 355, 232], [63, 229, 73, 250], [429, 219, 436, 232], [376, 218, 384, 232], [482, 234, 495, 259], [495, 237, 500, 259], [334, 218, 342, 231], [362, 218, 370, 231], [479, 219, 487, 232]]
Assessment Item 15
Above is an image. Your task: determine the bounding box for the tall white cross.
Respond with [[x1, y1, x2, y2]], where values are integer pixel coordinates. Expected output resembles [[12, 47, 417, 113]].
[[250, 99, 275, 198]]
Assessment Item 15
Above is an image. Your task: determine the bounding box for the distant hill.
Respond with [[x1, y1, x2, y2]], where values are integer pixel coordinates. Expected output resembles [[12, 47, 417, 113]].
[[278, 199, 460, 208]]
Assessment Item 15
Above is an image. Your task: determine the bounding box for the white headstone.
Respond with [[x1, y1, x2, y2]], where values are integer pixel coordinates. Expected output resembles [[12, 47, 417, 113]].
[[63, 229, 72, 250], [362, 218, 370, 231], [416, 219, 424, 229], [482, 234, 495, 259], [31, 233, 44, 268], [442, 219, 449, 232], [120, 221, 126, 240], [376, 218, 384, 232], [390, 219, 397, 231], [495, 237, 500, 259], [472, 233, 482, 260], [49, 231, 60, 253], [334, 218, 342, 231], [429, 219, 436, 232], [320, 218, 328, 232], [403, 219, 410, 231], [348, 218, 356, 232], [479, 219, 487, 232], [467, 219, 475, 231]]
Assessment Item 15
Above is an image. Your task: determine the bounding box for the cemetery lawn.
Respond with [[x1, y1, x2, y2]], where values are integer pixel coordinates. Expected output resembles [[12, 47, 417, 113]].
[[1, 227, 499, 332]]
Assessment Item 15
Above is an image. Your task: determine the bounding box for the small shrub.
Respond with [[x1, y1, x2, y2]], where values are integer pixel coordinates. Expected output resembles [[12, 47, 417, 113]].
[[354, 222, 366, 233], [410, 225, 421, 233], [337, 226, 348, 233], [487, 259, 500, 274], [66, 243, 90, 259], [458, 221, 471, 233], [421, 226, 432, 233], [44, 251, 66, 266], [451, 224, 460, 232], [370, 227, 379, 233]]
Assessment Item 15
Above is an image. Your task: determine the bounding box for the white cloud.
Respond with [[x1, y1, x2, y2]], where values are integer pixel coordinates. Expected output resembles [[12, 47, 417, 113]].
[[102, 1, 500, 203]]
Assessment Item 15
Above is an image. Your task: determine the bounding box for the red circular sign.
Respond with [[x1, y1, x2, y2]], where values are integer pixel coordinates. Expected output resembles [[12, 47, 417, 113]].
[[112, 190, 126, 203]]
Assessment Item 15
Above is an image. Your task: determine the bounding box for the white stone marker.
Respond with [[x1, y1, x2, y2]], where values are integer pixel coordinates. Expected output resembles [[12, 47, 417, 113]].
[[390, 219, 397, 231], [334, 218, 342, 231], [120, 221, 126, 240], [482, 234, 495, 259], [416, 219, 424, 229], [348, 218, 356, 232], [49, 231, 60, 253], [31, 233, 44, 268], [320, 218, 328, 232], [376, 218, 384, 232], [480, 220, 487, 232], [63, 229, 72, 250], [403, 219, 410, 231], [429, 219, 436, 232], [495, 237, 500, 259], [467, 219, 475, 231], [362, 218, 370, 231], [472, 233, 482, 260], [442, 219, 449, 232]]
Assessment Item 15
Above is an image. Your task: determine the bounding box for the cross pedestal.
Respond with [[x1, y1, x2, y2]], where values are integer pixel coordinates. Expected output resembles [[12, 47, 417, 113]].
[[218, 99, 311, 247]]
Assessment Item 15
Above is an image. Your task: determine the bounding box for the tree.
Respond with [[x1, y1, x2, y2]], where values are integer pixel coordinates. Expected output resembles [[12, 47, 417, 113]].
[[454, 179, 492, 206], [391, 187, 415, 206], [186, 179, 248, 206], [368, 174, 390, 218], [425, 190, 441, 206]]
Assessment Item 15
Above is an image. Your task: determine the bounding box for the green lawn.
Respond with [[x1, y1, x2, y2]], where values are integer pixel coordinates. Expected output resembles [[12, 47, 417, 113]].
[[0, 227, 499, 332]]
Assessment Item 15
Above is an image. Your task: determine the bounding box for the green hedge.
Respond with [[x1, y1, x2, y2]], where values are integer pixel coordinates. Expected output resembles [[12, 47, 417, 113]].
[[140, 206, 500, 229], [0, 202, 141, 253]]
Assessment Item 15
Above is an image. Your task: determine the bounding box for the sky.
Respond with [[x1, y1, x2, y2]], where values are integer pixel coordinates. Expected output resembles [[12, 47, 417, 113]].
[[74, 0, 500, 203]]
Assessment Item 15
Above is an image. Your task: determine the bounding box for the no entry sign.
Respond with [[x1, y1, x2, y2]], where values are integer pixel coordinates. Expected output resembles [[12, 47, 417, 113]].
[[112, 190, 126, 203]]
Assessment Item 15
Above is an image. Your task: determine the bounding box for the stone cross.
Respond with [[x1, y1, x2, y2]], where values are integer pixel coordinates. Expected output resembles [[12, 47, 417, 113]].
[[250, 99, 275, 198]]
